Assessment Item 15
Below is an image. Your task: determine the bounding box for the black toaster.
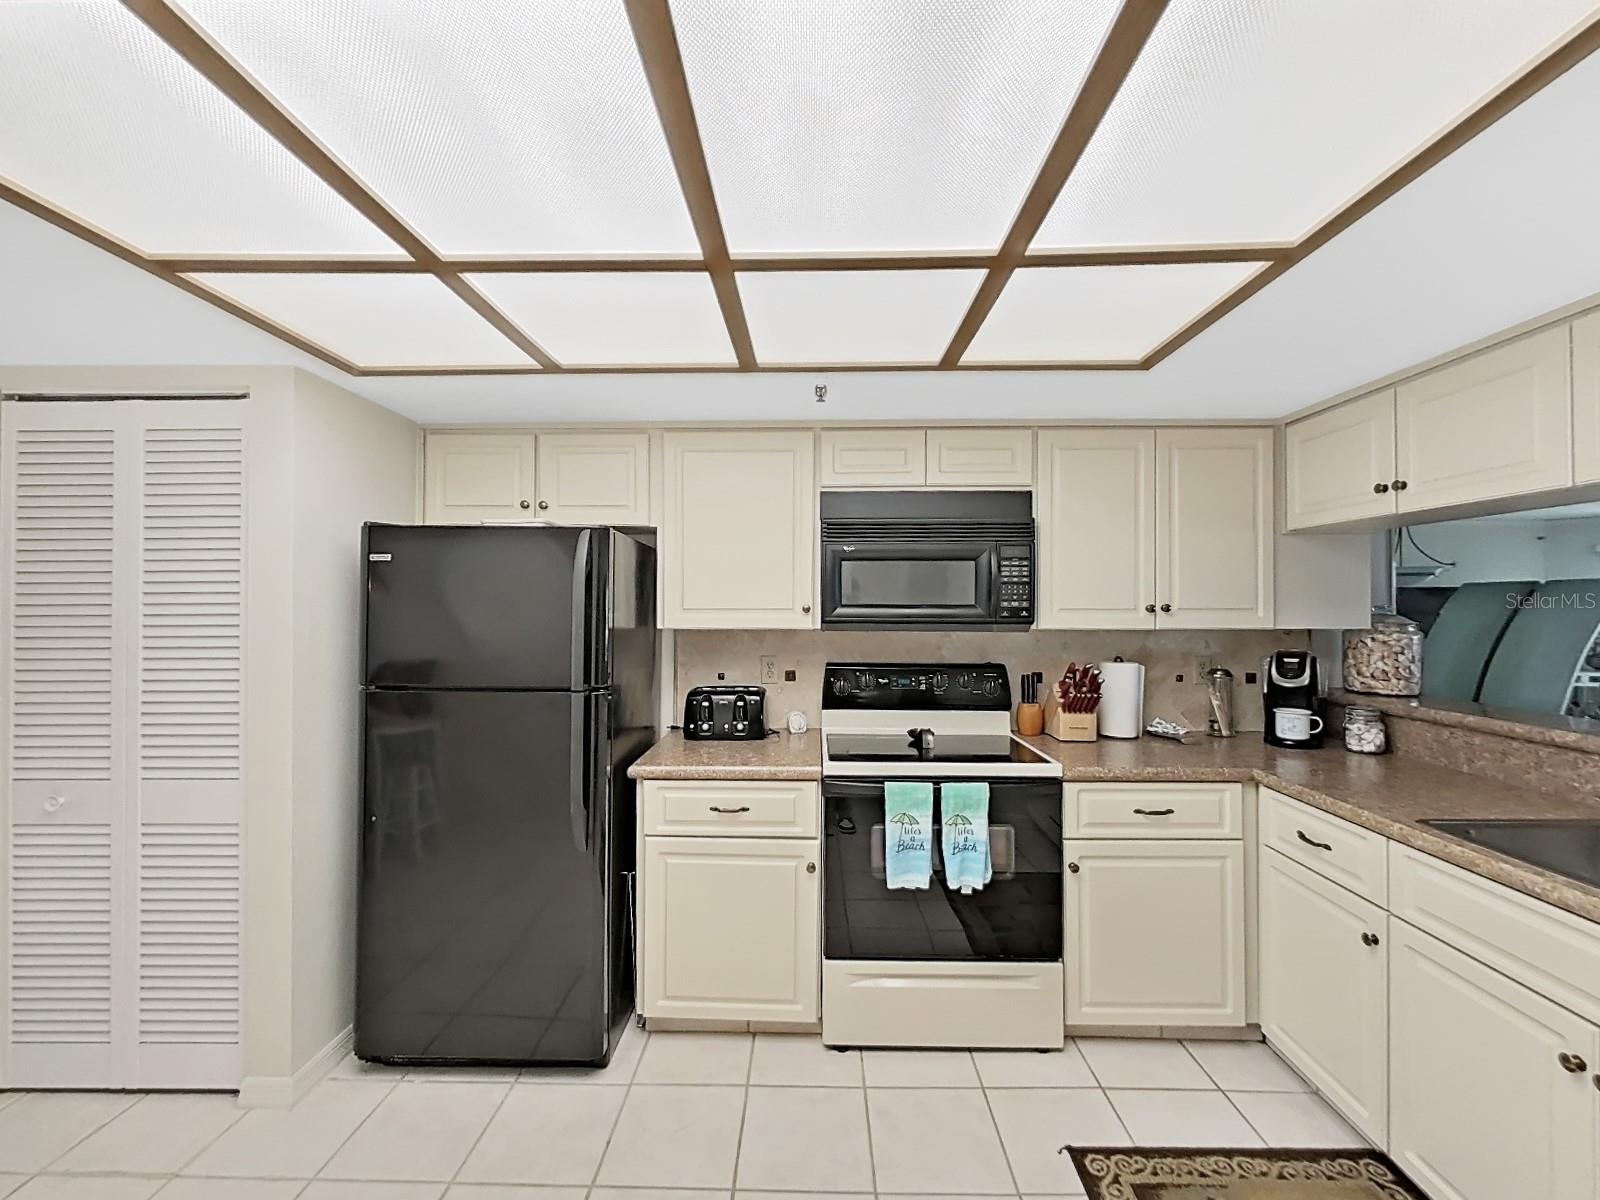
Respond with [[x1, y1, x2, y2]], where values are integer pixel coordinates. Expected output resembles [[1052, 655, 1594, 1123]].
[[683, 685, 767, 741]]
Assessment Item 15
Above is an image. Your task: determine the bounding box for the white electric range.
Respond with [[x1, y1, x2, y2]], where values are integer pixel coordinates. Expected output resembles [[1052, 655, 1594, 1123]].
[[818, 662, 1065, 1050]]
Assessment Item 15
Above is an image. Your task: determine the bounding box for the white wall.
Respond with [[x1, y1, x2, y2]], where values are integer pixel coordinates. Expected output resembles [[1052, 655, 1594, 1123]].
[[1397, 517, 1546, 586], [1537, 516, 1600, 580], [288, 371, 418, 1071]]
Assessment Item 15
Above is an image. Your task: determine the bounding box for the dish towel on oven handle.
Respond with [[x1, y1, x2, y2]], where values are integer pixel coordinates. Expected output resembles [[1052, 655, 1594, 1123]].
[[883, 780, 934, 889], [940, 781, 992, 894]]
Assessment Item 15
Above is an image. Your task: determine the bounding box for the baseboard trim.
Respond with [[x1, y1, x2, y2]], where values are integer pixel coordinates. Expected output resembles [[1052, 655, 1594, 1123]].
[[237, 1025, 353, 1108]]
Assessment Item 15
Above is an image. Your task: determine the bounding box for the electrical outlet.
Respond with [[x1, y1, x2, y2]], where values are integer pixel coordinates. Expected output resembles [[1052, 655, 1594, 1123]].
[[1196, 657, 1215, 681], [760, 656, 779, 685]]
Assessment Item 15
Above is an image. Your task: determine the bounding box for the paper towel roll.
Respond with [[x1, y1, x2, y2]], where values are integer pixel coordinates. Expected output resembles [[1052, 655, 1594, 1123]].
[[1097, 660, 1145, 739]]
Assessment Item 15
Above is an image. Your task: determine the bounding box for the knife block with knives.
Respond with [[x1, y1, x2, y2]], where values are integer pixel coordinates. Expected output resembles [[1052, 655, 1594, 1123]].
[[1043, 662, 1101, 742]]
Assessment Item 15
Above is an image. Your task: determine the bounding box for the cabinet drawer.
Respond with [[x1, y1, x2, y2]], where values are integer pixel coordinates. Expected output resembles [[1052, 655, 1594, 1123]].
[[1066, 782, 1242, 839], [641, 780, 819, 837], [1261, 788, 1387, 905], [1389, 842, 1600, 1026]]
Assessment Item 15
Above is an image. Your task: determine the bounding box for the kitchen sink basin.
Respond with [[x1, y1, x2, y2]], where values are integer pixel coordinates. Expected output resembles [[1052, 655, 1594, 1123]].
[[1421, 819, 1600, 890]]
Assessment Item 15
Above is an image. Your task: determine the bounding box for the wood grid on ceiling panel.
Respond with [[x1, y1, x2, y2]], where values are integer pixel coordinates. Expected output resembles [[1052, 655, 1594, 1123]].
[[1, 1, 1596, 374]]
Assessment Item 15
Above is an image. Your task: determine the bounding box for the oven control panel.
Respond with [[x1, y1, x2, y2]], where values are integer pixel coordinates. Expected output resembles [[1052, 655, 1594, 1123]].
[[821, 662, 1010, 710]]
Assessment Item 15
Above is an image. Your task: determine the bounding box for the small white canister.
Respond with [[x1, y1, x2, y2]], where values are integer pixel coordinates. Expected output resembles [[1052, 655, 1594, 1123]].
[[1343, 706, 1388, 754]]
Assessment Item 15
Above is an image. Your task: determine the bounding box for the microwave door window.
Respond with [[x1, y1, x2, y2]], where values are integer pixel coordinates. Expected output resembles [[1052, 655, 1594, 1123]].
[[840, 558, 978, 608]]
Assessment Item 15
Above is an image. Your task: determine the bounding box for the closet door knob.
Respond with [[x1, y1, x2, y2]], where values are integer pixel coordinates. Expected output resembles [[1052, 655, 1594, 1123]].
[[1373, 482, 1389, 494], [1558, 1051, 1587, 1074]]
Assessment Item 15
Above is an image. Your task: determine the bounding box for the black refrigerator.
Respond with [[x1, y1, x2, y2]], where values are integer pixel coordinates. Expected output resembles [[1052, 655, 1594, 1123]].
[[357, 523, 656, 1066]]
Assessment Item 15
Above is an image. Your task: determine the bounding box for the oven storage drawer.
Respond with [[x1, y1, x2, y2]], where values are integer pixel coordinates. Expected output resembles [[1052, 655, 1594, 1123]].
[[642, 780, 820, 838], [822, 960, 1064, 1049], [1066, 782, 1242, 839]]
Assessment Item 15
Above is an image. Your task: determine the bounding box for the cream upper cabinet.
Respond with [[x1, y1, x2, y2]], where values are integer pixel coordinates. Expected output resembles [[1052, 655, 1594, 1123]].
[[1573, 312, 1600, 484], [819, 429, 926, 487], [1395, 326, 1572, 513], [1156, 427, 1273, 629], [661, 430, 816, 628], [534, 431, 650, 524], [1259, 848, 1388, 1145], [1389, 918, 1599, 1200], [1283, 390, 1396, 530], [1036, 428, 1156, 629], [926, 428, 1033, 487], [640, 836, 820, 1024], [1064, 839, 1246, 1027], [424, 432, 536, 522]]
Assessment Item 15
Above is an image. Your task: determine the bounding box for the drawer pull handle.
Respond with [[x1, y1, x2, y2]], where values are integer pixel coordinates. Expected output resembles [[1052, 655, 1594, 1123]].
[[1361, 932, 1380, 947], [708, 805, 751, 814], [1296, 830, 1334, 852], [1558, 1051, 1587, 1074], [1132, 807, 1175, 817]]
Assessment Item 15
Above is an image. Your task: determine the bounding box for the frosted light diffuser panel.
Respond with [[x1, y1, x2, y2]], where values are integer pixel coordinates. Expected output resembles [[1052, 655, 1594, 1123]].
[[1035, 0, 1600, 248], [672, 0, 1120, 253], [188, 274, 537, 367], [183, 0, 700, 255], [739, 271, 984, 364], [0, 1, 394, 255], [468, 273, 736, 365], [963, 263, 1264, 363]]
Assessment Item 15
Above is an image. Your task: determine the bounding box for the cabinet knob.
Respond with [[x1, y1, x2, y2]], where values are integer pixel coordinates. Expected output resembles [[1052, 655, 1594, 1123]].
[[1067, 862, 1080, 874], [1558, 1051, 1588, 1074], [537, 500, 549, 511], [1373, 482, 1389, 494], [519, 499, 531, 510], [802, 604, 812, 614], [1361, 932, 1380, 947], [806, 862, 817, 874], [1144, 603, 1157, 614], [1159, 603, 1172, 613], [1392, 479, 1408, 492]]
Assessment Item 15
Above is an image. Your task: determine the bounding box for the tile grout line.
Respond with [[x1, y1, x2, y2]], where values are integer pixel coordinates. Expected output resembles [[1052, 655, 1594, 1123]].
[[34, 1091, 147, 1175], [1073, 1048, 1136, 1145], [166, 1096, 250, 1179], [858, 1048, 879, 1195], [729, 1033, 755, 1194], [973, 1057, 1026, 1200], [307, 1071, 404, 1181], [443, 1075, 517, 1189], [585, 1022, 646, 1197]]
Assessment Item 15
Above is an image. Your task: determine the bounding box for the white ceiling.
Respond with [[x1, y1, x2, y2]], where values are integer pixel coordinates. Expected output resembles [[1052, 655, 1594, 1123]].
[[1, 5, 1599, 420]]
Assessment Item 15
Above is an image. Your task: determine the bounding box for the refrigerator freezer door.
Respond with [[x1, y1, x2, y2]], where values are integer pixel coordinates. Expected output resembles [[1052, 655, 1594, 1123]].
[[357, 687, 619, 1064], [364, 524, 609, 690]]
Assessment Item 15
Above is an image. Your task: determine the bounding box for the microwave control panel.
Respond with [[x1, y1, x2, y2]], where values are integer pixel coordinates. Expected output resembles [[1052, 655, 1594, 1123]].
[[997, 544, 1033, 623]]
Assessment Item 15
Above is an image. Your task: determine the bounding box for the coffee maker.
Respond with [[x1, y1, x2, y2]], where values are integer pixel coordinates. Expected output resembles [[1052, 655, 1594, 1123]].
[[1262, 650, 1325, 749]]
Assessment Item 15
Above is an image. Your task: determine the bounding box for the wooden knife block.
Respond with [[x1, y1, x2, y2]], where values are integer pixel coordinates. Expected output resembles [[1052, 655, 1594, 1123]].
[[1042, 690, 1098, 742]]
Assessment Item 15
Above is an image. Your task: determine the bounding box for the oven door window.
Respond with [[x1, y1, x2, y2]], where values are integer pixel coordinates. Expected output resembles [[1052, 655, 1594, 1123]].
[[822, 541, 995, 625], [822, 780, 1063, 962]]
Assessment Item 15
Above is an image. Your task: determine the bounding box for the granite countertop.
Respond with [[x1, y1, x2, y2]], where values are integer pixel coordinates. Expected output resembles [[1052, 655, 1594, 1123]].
[[1020, 733, 1600, 924], [629, 730, 822, 780]]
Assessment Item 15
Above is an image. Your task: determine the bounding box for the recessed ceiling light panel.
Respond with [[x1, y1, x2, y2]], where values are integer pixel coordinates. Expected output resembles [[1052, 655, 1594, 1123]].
[[1036, 0, 1600, 248], [188, 273, 539, 367], [182, 0, 701, 256], [738, 270, 985, 364], [467, 273, 736, 365], [672, 0, 1121, 254], [0, 1, 395, 255], [963, 263, 1265, 363]]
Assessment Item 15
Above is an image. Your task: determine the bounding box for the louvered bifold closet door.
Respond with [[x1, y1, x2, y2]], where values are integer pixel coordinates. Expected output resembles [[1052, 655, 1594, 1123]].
[[132, 405, 243, 1088], [3, 404, 128, 1087]]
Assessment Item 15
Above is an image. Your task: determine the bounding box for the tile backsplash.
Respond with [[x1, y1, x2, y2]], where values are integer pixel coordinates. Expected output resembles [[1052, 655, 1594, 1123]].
[[673, 629, 1312, 733]]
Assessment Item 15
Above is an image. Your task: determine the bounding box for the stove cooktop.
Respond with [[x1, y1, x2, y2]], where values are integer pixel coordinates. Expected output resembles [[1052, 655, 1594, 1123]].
[[825, 732, 1053, 766]]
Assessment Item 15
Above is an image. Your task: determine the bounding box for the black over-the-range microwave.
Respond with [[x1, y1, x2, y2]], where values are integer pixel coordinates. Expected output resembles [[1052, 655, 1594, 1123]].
[[819, 490, 1035, 630]]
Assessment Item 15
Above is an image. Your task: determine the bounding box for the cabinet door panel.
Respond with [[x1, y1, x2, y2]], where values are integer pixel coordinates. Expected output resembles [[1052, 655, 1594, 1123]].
[[1389, 919, 1599, 1200], [1284, 391, 1396, 529], [641, 837, 820, 1023], [1036, 429, 1155, 629], [535, 432, 649, 524], [662, 431, 815, 628], [1574, 312, 1600, 485], [819, 429, 926, 487], [926, 428, 1033, 487], [424, 433, 535, 522], [1259, 849, 1387, 1144], [1396, 326, 1571, 512], [1064, 840, 1245, 1026], [1156, 427, 1273, 628]]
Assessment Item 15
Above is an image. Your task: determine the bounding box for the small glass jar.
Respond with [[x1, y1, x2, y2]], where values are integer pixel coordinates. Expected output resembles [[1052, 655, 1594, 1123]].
[[1343, 706, 1388, 754], [1343, 615, 1424, 696]]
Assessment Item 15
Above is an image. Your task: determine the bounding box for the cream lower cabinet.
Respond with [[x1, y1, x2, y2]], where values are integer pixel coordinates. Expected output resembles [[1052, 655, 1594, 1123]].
[[1258, 847, 1388, 1144], [661, 430, 816, 628], [1064, 840, 1246, 1026], [1389, 918, 1599, 1200], [640, 835, 821, 1023]]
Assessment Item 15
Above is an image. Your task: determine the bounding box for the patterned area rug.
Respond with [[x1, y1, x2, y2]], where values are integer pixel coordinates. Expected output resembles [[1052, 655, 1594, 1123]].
[[1067, 1148, 1429, 1199]]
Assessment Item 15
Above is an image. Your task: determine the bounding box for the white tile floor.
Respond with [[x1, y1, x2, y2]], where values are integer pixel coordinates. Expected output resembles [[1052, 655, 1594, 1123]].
[[0, 1029, 1367, 1199]]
